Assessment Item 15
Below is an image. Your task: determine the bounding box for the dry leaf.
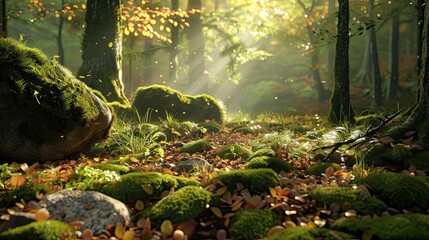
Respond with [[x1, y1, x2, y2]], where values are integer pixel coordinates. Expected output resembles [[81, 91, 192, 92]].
[[123, 230, 136, 240], [161, 220, 174, 236], [114, 222, 125, 239], [35, 208, 49, 222], [211, 207, 223, 218], [142, 184, 154, 195], [10, 174, 26, 188]]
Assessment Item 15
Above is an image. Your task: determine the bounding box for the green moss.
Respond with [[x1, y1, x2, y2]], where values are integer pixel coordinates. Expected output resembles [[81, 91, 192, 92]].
[[131, 85, 224, 123], [358, 172, 429, 210], [180, 139, 212, 154], [243, 156, 291, 173], [101, 172, 178, 203], [0, 38, 100, 144], [198, 122, 223, 133], [247, 148, 276, 161], [403, 151, 429, 171], [264, 227, 352, 240], [361, 144, 412, 166], [229, 209, 280, 240], [355, 114, 380, 126], [215, 169, 279, 193], [2, 184, 49, 207], [217, 144, 252, 160], [306, 163, 341, 176], [231, 125, 255, 134], [309, 187, 386, 214], [90, 163, 131, 175], [142, 186, 213, 224], [333, 214, 429, 239], [107, 101, 136, 119], [0, 220, 74, 240], [173, 176, 201, 189]]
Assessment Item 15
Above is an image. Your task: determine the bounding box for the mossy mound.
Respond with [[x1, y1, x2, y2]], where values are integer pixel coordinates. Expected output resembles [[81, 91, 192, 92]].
[[0, 220, 74, 240], [214, 169, 279, 193], [0, 38, 112, 163], [107, 101, 136, 119], [101, 172, 178, 202], [1, 184, 49, 207], [358, 172, 429, 211], [264, 226, 352, 240], [132, 85, 224, 123], [231, 125, 255, 134], [173, 176, 201, 188], [180, 139, 212, 154], [229, 209, 280, 240], [403, 151, 429, 171], [217, 144, 252, 160], [309, 187, 386, 214], [333, 214, 429, 240], [90, 163, 131, 175], [243, 156, 291, 173], [247, 148, 277, 161], [142, 186, 213, 224], [306, 163, 341, 176], [361, 144, 412, 167], [198, 122, 223, 133]]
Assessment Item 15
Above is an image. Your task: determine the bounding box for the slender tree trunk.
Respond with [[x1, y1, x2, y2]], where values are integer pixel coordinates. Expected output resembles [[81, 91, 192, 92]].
[[56, 0, 65, 65], [329, 0, 355, 124], [0, 0, 6, 38], [416, 0, 425, 100], [127, 37, 135, 97], [187, 0, 209, 93], [326, 0, 336, 85], [169, 0, 179, 85], [78, 0, 129, 105], [307, 29, 328, 101], [354, 34, 371, 84], [369, 0, 382, 108], [143, 38, 153, 85], [386, 9, 400, 100]]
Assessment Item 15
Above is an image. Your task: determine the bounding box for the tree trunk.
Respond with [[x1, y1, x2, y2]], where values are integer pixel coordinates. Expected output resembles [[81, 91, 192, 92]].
[[56, 0, 65, 65], [187, 0, 209, 93], [326, 0, 336, 85], [369, 0, 382, 108], [143, 38, 153, 85], [328, 0, 355, 124], [353, 34, 371, 84], [78, 0, 129, 105], [307, 29, 328, 101], [0, 0, 6, 38], [386, 9, 400, 100], [169, 0, 179, 85]]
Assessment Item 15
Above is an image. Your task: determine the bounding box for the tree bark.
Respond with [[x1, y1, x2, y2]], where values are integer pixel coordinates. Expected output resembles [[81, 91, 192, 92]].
[[56, 0, 65, 65], [187, 0, 209, 93], [369, 0, 382, 108], [353, 34, 371, 84], [326, 0, 336, 85], [328, 0, 355, 124], [0, 0, 6, 38], [78, 0, 129, 105], [386, 8, 400, 100]]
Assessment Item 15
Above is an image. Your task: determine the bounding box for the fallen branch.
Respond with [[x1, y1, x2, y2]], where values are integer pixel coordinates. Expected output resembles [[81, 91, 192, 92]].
[[312, 110, 402, 162]]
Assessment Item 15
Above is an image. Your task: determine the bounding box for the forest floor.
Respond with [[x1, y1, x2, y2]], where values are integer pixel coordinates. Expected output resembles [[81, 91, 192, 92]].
[[0, 85, 428, 240]]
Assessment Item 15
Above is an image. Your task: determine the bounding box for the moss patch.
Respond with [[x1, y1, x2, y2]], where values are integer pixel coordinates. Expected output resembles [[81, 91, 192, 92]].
[[215, 168, 279, 193], [264, 226, 352, 240], [142, 186, 213, 224], [333, 214, 429, 239], [217, 144, 252, 160], [243, 156, 291, 173], [229, 209, 280, 240], [1, 184, 49, 207], [358, 172, 429, 211], [247, 148, 276, 161], [0, 220, 73, 240], [90, 163, 131, 175], [309, 187, 386, 214], [361, 144, 412, 167], [180, 139, 212, 154], [306, 163, 341, 176]]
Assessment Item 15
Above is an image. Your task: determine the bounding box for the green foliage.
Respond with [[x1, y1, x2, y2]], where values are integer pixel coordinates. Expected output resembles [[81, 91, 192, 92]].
[[67, 166, 120, 191], [0, 163, 11, 188], [333, 214, 429, 240], [264, 227, 352, 240], [306, 163, 341, 176], [1, 184, 49, 207], [142, 186, 213, 224], [229, 209, 280, 240], [101, 172, 178, 203], [159, 113, 207, 140], [358, 173, 429, 211], [0, 220, 74, 240], [309, 187, 387, 214], [215, 169, 279, 193], [180, 139, 213, 154], [243, 156, 291, 173], [252, 130, 309, 157], [89, 163, 131, 175], [217, 144, 252, 160]]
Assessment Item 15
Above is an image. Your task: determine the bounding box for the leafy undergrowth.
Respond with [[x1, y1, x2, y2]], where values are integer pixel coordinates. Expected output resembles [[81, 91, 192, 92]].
[[1, 113, 428, 240]]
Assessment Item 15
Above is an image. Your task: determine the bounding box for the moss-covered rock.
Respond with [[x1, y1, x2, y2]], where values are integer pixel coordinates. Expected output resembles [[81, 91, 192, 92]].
[[90, 163, 131, 175], [0, 38, 112, 163], [403, 151, 429, 171], [101, 172, 178, 202], [1, 184, 49, 207], [198, 121, 223, 133], [173, 176, 201, 189], [333, 214, 429, 240], [361, 144, 412, 167], [217, 144, 252, 160], [142, 186, 213, 224], [107, 101, 136, 119], [132, 85, 224, 123], [358, 172, 429, 211], [243, 156, 291, 173], [229, 209, 280, 240], [214, 169, 279, 193], [247, 148, 276, 161], [180, 139, 212, 154], [306, 163, 341, 176], [231, 125, 255, 134], [309, 187, 387, 214], [0, 220, 74, 240], [263, 226, 352, 240]]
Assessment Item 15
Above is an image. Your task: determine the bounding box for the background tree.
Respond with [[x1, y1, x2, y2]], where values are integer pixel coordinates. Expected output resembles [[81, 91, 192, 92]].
[[386, 3, 400, 100], [169, 0, 179, 84], [78, 0, 129, 105], [369, 0, 382, 108], [0, 0, 6, 38], [329, 0, 355, 124]]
